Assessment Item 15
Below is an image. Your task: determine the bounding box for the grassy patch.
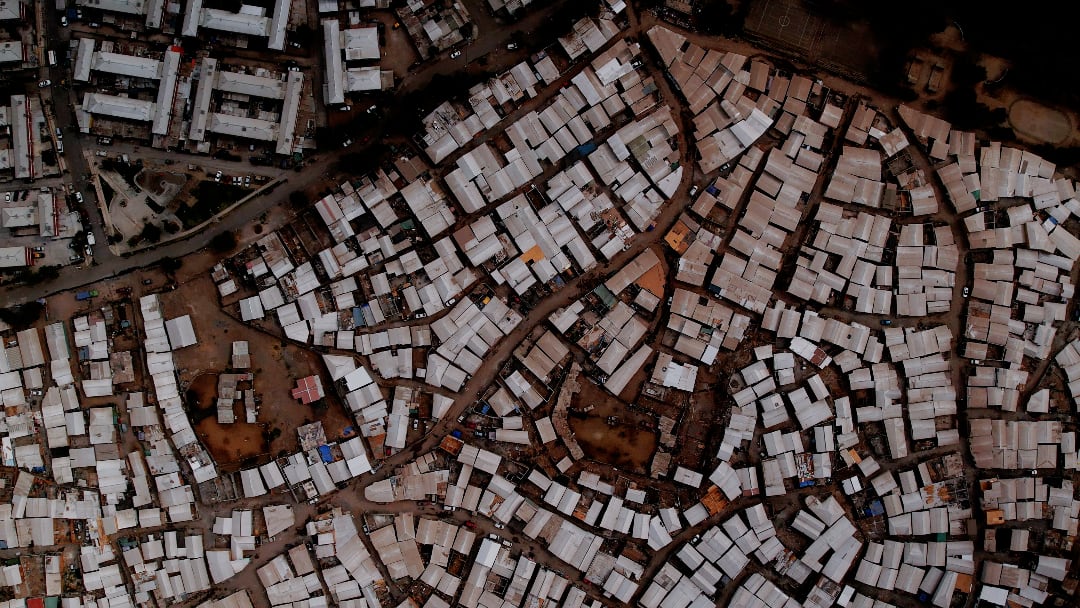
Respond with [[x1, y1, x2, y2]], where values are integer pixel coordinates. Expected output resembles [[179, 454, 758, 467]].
[[177, 181, 247, 229]]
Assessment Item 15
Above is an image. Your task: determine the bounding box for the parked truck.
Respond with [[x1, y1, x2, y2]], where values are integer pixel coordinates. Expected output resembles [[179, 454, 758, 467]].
[[75, 290, 99, 301]]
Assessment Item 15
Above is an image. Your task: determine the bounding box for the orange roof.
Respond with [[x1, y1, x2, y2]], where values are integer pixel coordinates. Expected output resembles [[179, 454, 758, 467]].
[[521, 244, 545, 264], [664, 221, 692, 254], [635, 262, 666, 298], [701, 485, 729, 515], [439, 436, 464, 455]]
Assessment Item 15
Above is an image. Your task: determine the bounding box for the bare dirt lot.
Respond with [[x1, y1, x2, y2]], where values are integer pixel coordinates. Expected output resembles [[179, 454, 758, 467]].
[[161, 274, 353, 462], [184, 369, 271, 467], [196, 415, 269, 467], [1009, 99, 1073, 145], [744, 0, 878, 79], [568, 376, 658, 474]]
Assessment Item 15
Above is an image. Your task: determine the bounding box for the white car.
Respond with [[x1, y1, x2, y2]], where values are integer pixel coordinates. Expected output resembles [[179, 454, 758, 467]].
[[38, 79, 51, 88], [74, 192, 84, 204], [214, 170, 223, 182], [450, 50, 461, 59]]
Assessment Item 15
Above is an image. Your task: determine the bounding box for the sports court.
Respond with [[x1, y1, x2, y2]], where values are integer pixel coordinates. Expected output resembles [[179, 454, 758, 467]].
[[744, 0, 877, 79]]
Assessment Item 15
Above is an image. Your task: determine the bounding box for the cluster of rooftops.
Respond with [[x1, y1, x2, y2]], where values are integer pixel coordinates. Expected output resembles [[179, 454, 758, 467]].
[[3, 3, 1080, 608]]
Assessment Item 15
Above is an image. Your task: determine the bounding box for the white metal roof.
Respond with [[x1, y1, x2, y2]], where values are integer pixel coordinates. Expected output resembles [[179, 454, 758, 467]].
[[322, 19, 344, 105], [267, 0, 290, 50], [342, 27, 379, 61], [201, 8, 269, 37], [165, 316, 197, 349], [91, 51, 161, 80], [82, 92, 156, 122], [152, 50, 181, 135], [215, 70, 285, 99], [208, 113, 277, 141]]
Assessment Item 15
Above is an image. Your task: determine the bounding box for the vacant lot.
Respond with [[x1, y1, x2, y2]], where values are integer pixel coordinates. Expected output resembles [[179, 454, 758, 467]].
[[162, 274, 357, 464], [745, 0, 877, 80], [1009, 99, 1072, 144], [568, 375, 658, 473], [196, 415, 269, 467]]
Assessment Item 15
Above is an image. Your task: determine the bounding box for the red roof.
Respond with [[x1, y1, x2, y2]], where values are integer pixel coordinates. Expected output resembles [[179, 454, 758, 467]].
[[291, 375, 324, 404]]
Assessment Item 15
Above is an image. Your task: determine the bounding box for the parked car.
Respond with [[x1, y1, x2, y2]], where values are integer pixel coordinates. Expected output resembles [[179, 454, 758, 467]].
[[38, 79, 51, 88], [74, 192, 84, 204], [214, 170, 223, 182], [506, 43, 518, 50], [450, 50, 462, 59], [60, 15, 67, 26]]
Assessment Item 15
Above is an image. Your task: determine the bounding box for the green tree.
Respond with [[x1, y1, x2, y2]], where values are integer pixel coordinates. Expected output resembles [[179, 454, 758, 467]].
[[210, 230, 239, 253], [140, 223, 162, 243], [159, 256, 182, 275], [0, 302, 45, 329], [288, 190, 308, 208]]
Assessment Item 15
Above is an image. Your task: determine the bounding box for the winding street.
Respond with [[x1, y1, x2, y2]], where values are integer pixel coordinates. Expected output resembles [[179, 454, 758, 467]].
[[202, 4, 704, 606]]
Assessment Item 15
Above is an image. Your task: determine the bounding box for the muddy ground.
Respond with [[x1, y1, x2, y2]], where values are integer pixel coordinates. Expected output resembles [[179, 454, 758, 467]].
[[568, 374, 658, 474]]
